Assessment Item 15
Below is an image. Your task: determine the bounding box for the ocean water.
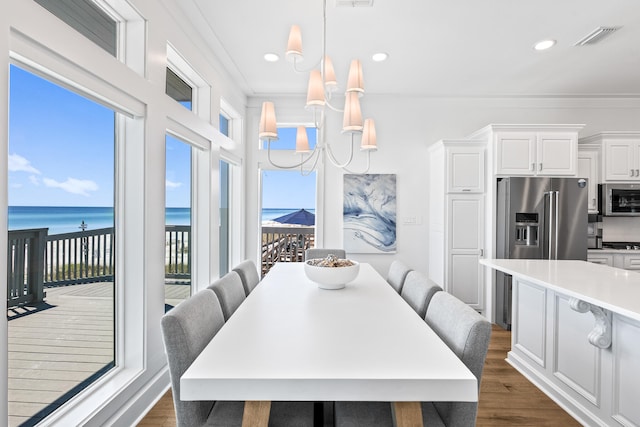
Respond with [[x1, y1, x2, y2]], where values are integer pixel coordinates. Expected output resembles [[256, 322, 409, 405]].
[[8, 206, 313, 235], [8, 206, 191, 235]]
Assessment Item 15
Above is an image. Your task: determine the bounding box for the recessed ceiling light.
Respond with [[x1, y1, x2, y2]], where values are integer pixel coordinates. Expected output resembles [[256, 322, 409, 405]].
[[264, 53, 280, 62], [372, 52, 388, 62], [533, 39, 556, 51]]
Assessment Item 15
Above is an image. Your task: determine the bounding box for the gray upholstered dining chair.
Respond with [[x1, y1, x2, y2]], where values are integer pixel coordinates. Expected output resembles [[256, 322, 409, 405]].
[[161, 289, 316, 427], [305, 248, 346, 260], [232, 259, 261, 296], [161, 289, 244, 427], [208, 271, 246, 321], [386, 260, 412, 293], [421, 291, 492, 426], [334, 292, 492, 427], [400, 270, 442, 318]]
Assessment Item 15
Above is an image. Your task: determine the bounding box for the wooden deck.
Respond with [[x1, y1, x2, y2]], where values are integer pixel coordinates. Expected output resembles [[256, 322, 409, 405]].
[[7, 281, 190, 427]]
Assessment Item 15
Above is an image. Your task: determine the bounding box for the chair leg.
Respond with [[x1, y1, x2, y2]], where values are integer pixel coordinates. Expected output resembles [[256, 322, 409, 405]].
[[313, 401, 325, 427]]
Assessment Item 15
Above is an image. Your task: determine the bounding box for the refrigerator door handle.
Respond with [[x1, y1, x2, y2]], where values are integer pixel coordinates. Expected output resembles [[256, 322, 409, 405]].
[[546, 191, 554, 260], [554, 191, 559, 259]]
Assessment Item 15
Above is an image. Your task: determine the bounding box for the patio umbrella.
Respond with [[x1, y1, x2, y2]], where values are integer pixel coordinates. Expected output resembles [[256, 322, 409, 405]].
[[272, 208, 315, 226]]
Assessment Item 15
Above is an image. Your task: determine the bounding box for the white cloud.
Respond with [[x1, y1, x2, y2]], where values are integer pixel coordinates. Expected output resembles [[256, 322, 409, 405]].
[[166, 180, 182, 189], [29, 175, 40, 186], [8, 154, 40, 174], [43, 177, 99, 197]]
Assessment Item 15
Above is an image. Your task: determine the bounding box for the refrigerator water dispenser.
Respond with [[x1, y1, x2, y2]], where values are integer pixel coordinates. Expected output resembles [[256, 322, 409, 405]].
[[514, 212, 538, 246]]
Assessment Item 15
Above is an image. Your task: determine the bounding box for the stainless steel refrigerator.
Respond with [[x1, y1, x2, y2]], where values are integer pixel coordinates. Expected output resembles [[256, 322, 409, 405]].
[[495, 177, 588, 329]]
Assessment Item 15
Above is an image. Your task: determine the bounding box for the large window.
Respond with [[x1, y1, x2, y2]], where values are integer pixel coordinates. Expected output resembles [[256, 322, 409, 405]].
[[165, 135, 192, 310], [261, 165, 316, 276], [7, 65, 116, 426]]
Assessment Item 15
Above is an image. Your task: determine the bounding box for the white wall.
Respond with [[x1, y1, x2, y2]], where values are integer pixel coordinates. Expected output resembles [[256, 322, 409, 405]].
[[246, 95, 640, 279]]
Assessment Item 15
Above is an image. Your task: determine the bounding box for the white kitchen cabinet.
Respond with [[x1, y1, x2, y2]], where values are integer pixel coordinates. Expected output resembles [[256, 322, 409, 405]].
[[447, 146, 485, 193], [588, 249, 640, 271], [495, 131, 577, 176], [587, 252, 613, 267], [428, 139, 486, 311], [447, 195, 485, 309], [604, 139, 640, 181], [577, 146, 600, 213], [580, 132, 640, 182]]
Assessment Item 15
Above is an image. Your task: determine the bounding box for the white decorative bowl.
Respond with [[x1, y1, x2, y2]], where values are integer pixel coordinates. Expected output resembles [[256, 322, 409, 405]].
[[304, 260, 360, 290]]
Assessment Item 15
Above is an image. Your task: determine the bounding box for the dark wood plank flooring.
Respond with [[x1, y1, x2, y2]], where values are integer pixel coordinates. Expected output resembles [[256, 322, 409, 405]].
[[138, 325, 581, 426]]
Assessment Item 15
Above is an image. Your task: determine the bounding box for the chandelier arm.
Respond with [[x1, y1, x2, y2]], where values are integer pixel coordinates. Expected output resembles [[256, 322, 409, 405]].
[[341, 149, 372, 174], [267, 140, 320, 169], [300, 147, 322, 176], [324, 97, 344, 113], [325, 134, 356, 169], [291, 56, 322, 74]]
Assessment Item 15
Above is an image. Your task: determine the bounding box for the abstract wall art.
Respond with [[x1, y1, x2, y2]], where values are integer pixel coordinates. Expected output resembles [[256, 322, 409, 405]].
[[343, 174, 396, 254]]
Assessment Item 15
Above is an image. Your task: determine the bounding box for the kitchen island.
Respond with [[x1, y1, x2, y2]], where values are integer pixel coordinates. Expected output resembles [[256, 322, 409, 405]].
[[480, 259, 640, 427]]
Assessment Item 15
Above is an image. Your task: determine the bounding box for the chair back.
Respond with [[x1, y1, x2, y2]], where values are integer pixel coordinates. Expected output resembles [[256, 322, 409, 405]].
[[208, 271, 246, 321], [425, 291, 492, 427], [161, 289, 225, 427], [305, 248, 346, 260], [400, 271, 442, 318], [233, 259, 261, 295], [387, 260, 412, 293]]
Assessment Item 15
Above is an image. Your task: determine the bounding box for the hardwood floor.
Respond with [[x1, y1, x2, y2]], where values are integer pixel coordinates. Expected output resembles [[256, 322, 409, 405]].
[[138, 325, 581, 426]]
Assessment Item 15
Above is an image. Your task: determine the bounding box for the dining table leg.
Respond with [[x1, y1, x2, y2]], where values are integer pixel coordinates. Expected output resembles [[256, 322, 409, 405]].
[[242, 400, 271, 427], [392, 401, 423, 427]]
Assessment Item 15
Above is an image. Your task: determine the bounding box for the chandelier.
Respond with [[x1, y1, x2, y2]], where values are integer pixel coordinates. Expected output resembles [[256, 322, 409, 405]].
[[258, 0, 377, 175]]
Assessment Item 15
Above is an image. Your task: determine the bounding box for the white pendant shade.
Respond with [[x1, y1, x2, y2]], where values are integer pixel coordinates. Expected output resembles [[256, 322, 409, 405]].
[[306, 69, 326, 108], [346, 59, 364, 94], [286, 25, 303, 62], [295, 126, 311, 153], [360, 119, 377, 150], [259, 101, 278, 140], [265, 0, 376, 173], [342, 92, 363, 133], [323, 56, 337, 91]]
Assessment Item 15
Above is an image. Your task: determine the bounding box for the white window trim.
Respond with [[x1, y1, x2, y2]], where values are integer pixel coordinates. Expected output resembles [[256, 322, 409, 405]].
[[7, 41, 146, 427], [167, 43, 211, 120], [166, 122, 213, 292]]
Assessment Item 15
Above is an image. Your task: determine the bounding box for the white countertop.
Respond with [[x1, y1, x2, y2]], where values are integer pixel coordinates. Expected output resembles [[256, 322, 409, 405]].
[[480, 259, 640, 322], [181, 262, 477, 402]]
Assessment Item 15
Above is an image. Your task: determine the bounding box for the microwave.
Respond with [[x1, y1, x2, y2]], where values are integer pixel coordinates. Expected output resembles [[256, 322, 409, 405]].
[[599, 183, 640, 216]]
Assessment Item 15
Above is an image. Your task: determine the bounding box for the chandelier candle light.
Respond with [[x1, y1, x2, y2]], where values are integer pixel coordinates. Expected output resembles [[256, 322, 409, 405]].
[[258, 0, 377, 174]]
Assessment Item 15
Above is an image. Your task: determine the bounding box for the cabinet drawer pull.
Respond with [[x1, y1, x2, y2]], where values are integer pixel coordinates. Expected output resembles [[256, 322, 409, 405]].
[[531, 163, 535, 171], [539, 163, 542, 171], [632, 169, 635, 177]]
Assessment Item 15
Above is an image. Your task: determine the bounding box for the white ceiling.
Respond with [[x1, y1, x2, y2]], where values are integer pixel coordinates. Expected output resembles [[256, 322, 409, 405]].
[[178, 0, 640, 98]]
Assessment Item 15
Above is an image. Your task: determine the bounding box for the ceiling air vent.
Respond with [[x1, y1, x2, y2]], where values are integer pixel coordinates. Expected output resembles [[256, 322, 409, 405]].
[[335, 0, 374, 7], [574, 26, 620, 46]]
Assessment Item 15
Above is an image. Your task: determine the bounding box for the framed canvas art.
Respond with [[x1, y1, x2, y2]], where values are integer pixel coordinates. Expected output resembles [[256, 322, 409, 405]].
[[343, 174, 396, 254]]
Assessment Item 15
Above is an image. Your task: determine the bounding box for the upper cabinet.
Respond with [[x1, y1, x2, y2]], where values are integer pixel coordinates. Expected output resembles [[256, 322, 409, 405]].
[[495, 131, 578, 176], [447, 145, 485, 193], [580, 132, 640, 182], [467, 124, 584, 178]]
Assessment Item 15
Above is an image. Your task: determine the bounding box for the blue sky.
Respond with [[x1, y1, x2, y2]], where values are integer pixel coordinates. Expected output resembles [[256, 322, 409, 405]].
[[8, 64, 315, 210]]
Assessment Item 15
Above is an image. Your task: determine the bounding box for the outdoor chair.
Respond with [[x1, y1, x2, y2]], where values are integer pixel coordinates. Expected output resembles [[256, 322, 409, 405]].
[[386, 260, 412, 293], [208, 271, 246, 321], [232, 259, 261, 296], [400, 271, 442, 318], [305, 248, 346, 260]]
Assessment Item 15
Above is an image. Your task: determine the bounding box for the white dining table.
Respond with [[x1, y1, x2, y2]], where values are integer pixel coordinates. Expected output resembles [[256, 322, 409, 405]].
[[180, 262, 477, 427]]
